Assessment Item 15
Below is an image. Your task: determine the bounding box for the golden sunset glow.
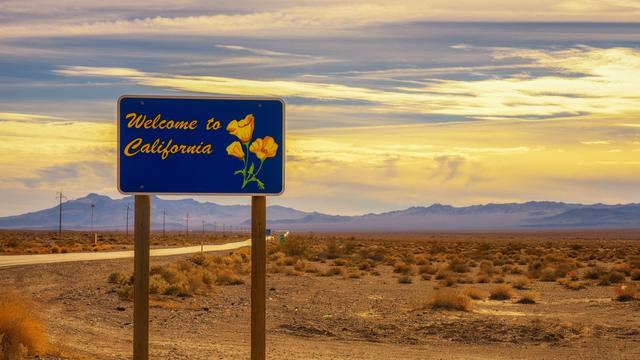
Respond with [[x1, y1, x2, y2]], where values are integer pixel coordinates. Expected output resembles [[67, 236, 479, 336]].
[[1, 1, 639, 215]]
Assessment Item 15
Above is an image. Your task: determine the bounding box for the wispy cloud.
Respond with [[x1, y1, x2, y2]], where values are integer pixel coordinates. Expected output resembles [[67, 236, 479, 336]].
[[1, 1, 639, 40], [55, 46, 640, 121], [214, 44, 316, 59], [581, 140, 610, 145]]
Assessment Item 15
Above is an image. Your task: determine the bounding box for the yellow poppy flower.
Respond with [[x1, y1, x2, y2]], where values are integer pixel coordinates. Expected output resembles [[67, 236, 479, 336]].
[[249, 136, 278, 161], [226, 114, 254, 143], [226, 141, 245, 160]]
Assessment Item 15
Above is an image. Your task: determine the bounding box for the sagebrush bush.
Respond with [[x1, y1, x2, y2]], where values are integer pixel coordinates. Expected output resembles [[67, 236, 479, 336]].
[[0, 291, 48, 359], [216, 268, 244, 285], [489, 284, 514, 300], [280, 236, 309, 257], [110, 250, 250, 298], [512, 276, 531, 290], [393, 261, 415, 275], [583, 265, 608, 280], [108, 271, 128, 285], [427, 289, 473, 311], [418, 263, 438, 275], [517, 291, 539, 304], [462, 286, 488, 300]]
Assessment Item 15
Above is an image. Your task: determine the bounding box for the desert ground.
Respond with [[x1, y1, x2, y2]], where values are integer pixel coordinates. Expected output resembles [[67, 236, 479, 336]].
[[1, 231, 639, 359]]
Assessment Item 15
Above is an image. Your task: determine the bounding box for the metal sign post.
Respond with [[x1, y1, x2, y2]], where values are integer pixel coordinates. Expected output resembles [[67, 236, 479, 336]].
[[118, 95, 284, 360]]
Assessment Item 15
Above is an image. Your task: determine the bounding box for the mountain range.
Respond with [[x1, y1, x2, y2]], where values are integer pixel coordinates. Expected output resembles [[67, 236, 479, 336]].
[[0, 193, 639, 231]]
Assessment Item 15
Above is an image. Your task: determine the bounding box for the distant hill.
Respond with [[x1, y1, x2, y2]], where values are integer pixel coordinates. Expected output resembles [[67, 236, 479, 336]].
[[0, 194, 639, 231]]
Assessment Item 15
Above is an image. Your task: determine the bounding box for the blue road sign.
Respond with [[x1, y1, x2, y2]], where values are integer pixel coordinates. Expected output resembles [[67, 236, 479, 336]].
[[117, 96, 285, 195]]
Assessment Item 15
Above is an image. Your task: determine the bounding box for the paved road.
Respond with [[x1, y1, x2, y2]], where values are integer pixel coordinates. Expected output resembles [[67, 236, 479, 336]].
[[0, 232, 288, 268]]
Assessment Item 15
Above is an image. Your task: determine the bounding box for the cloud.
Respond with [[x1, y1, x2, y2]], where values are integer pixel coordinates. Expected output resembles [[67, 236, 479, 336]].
[[1, 1, 639, 40], [0, 112, 62, 122], [13, 161, 113, 189], [55, 46, 640, 121], [214, 44, 316, 59], [581, 140, 610, 145]]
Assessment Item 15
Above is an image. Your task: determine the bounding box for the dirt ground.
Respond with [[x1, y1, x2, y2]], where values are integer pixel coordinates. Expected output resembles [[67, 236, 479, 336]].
[[1, 232, 639, 359]]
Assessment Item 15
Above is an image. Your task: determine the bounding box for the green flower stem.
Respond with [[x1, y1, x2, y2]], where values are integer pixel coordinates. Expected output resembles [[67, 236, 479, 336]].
[[241, 143, 250, 189], [242, 159, 265, 190]]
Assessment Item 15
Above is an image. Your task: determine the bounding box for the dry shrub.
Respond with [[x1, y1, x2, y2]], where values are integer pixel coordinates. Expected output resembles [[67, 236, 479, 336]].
[[333, 258, 348, 267], [323, 241, 341, 259], [108, 271, 128, 285], [393, 262, 415, 275], [475, 273, 491, 283], [462, 286, 489, 300], [613, 284, 639, 302], [512, 276, 531, 290], [283, 257, 297, 266], [517, 291, 539, 304], [189, 253, 211, 266], [427, 289, 473, 312], [418, 263, 438, 275], [583, 265, 608, 280], [612, 263, 632, 276], [398, 275, 413, 284], [216, 268, 243, 285], [117, 285, 134, 301], [149, 274, 169, 294], [598, 271, 625, 286], [304, 264, 321, 274], [280, 235, 309, 257], [631, 269, 640, 281], [293, 259, 308, 272], [0, 291, 48, 359], [322, 267, 344, 277], [447, 257, 470, 273], [421, 274, 432, 281], [478, 260, 494, 276], [439, 274, 457, 287], [489, 284, 514, 300], [561, 280, 587, 290], [539, 267, 558, 281]]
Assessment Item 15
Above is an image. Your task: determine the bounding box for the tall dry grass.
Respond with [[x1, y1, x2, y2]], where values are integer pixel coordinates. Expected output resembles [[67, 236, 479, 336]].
[[0, 291, 48, 359]]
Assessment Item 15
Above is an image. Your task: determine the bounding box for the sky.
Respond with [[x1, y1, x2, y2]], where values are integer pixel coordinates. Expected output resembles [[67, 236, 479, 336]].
[[1, 0, 640, 216]]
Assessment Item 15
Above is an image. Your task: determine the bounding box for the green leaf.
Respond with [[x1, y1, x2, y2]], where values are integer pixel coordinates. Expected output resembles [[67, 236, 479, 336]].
[[234, 169, 243, 176], [256, 179, 265, 190], [249, 163, 255, 175]]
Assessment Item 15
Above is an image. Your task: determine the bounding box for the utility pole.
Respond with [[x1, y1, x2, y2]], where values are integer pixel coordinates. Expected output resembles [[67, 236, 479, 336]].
[[213, 221, 217, 235], [90, 203, 95, 232], [56, 191, 65, 235], [186, 213, 189, 237], [126, 205, 130, 236], [162, 209, 166, 238], [201, 219, 205, 253]]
